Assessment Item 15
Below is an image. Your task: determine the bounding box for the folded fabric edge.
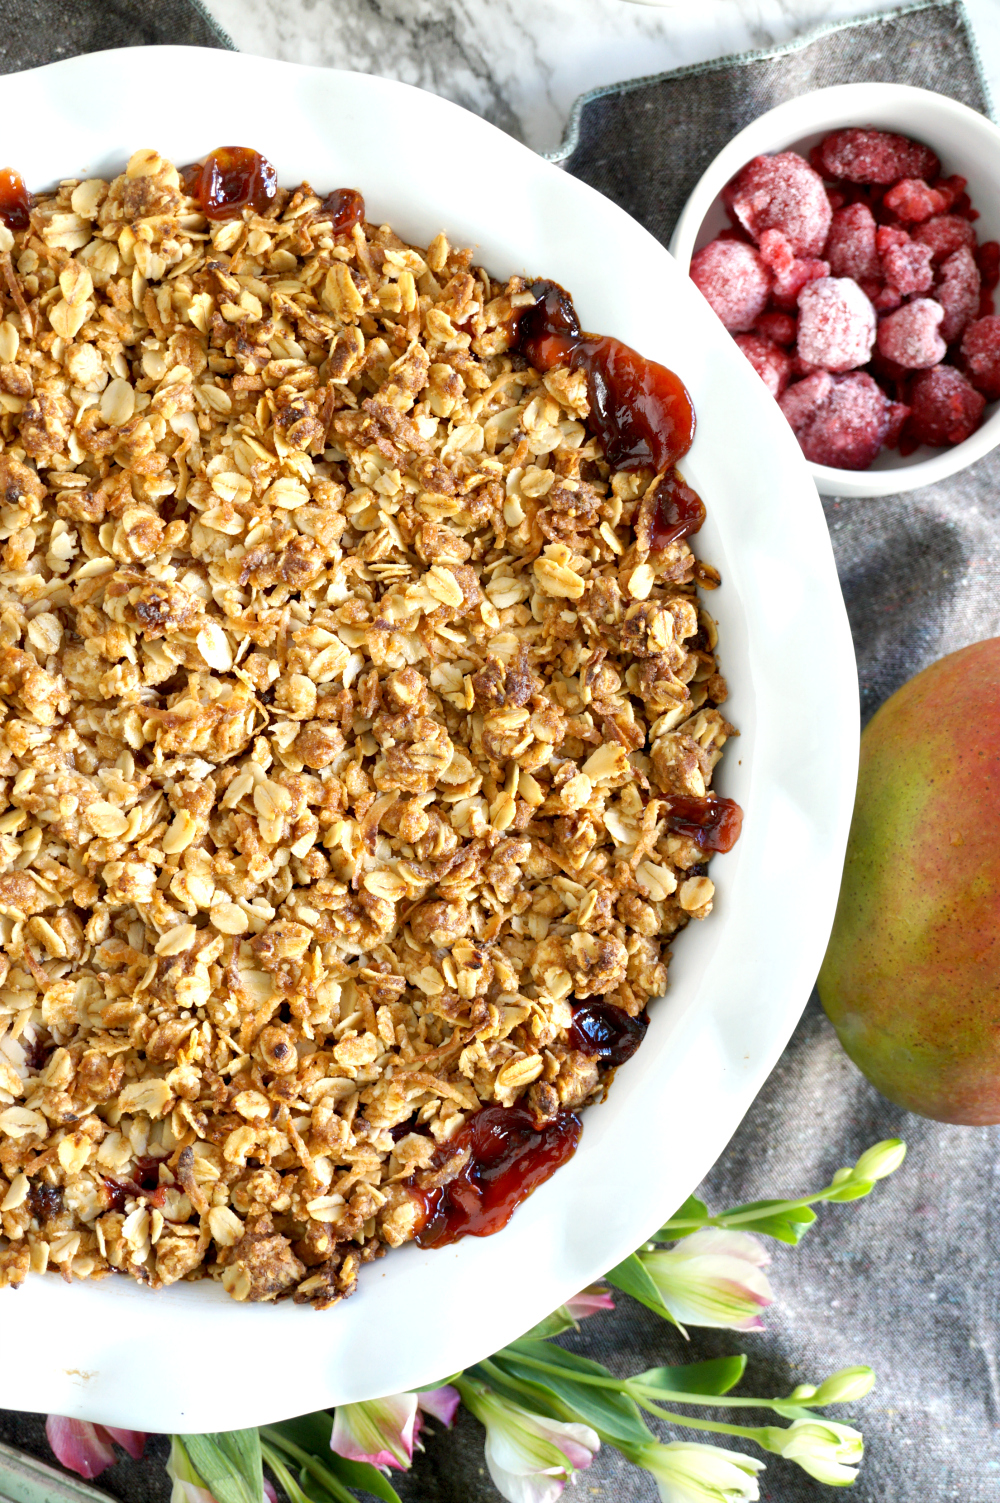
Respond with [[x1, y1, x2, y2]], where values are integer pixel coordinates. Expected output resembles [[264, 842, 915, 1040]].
[[182, 0, 238, 51], [545, 0, 992, 164]]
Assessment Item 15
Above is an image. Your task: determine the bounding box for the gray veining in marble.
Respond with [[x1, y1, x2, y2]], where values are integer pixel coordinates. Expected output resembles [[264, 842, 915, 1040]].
[[203, 0, 1000, 155]]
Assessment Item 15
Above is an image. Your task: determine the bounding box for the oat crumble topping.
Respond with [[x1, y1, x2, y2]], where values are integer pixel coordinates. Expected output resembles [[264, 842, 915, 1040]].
[[0, 149, 734, 1307]]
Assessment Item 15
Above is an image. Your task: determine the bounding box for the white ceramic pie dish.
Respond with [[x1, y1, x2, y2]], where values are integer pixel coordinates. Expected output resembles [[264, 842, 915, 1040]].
[[670, 84, 1000, 499], [0, 45, 858, 1432]]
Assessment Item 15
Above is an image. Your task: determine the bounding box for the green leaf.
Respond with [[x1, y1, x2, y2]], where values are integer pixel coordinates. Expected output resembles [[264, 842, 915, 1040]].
[[263, 1422, 402, 1503], [604, 1253, 680, 1326], [721, 1199, 818, 1244], [521, 1308, 577, 1339], [495, 1340, 653, 1448], [657, 1195, 709, 1237], [770, 1400, 824, 1421], [630, 1356, 747, 1397], [185, 1431, 264, 1503], [269, 1414, 334, 1454], [325, 1453, 402, 1503]]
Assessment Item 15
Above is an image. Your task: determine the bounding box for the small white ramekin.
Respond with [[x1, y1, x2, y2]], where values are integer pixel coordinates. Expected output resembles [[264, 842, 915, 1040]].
[[670, 83, 1000, 498]]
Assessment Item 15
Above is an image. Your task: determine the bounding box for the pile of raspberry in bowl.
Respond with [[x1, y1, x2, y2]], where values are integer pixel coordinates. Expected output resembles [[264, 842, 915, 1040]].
[[690, 128, 1000, 470]]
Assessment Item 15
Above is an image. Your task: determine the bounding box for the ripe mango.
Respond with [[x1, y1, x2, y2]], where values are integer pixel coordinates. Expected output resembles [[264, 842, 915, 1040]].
[[818, 637, 1000, 1124]]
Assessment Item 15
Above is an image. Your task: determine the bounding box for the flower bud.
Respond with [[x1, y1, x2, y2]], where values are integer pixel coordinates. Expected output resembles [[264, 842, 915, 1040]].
[[811, 1366, 876, 1405], [635, 1441, 764, 1503], [788, 1384, 817, 1401], [759, 1419, 864, 1485], [852, 1139, 906, 1182]]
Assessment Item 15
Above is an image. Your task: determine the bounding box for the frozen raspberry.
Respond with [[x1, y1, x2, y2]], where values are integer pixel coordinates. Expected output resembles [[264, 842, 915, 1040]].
[[876, 298, 947, 369], [734, 334, 793, 398], [911, 214, 977, 263], [724, 152, 832, 257], [876, 226, 935, 295], [825, 203, 881, 281], [908, 364, 985, 445], [779, 370, 890, 469], [796, 276, 876, 372], [884, 400, 911, 448], [817, 129, 940, 185], [882, 178, 950, 224], [690, 240, 772, 332], [757, 228, 829, 308], [872, 284, 903, 313], [977, 241, 1000, 290], [960, 315, 1000, 399], [754, 310, 797, 345], [935, 247, 981, 343]]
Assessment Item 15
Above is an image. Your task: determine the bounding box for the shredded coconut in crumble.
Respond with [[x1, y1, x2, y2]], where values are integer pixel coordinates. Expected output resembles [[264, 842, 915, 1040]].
[[0, 149, 733, 1307]]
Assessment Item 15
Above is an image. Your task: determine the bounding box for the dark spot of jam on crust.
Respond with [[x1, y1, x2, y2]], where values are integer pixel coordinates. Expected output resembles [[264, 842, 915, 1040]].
[[414, 1105, 581, 1248], [0, 168, 31, 231], [103, 1155, 170, 1213], [568, 1001, 649, 1066], [664, 794, 743, 853], [321, 188, 365, 236], [186, 147, 279, 221], [28, 1182, 63, 1220], [510, 279, 696, 480]]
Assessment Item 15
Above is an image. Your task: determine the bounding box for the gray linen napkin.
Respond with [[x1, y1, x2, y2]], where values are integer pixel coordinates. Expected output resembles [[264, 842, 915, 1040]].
[[1, 5, 999, 1503]]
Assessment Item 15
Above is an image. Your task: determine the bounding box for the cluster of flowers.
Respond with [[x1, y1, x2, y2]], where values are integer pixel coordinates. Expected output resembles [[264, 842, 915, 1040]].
[[691, 127, 1000, 468], [38, 1140, 906, 1503]]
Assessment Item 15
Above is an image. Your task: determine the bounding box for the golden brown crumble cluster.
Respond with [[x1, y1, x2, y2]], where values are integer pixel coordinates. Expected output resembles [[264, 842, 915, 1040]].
[[0, 150, 732, 1306]]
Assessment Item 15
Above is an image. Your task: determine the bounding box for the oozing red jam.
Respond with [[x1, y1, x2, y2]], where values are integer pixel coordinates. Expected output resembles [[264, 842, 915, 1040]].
[[189, 147, 279, 221], [103, 1155, 169, 1213], [0, 167, 31, 231], [321, 187, 365, 236], [567, 1001, 649, 1066], [414, 1105, 581, 1248], [664, 794, 744, 853], [649, 469, 706, 550], [511, 280, 696, 480]]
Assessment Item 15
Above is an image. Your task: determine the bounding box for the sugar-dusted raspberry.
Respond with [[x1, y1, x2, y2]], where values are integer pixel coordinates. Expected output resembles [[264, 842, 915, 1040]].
[[723, 152, 832, 257], [882, 178, 950, 224], [734, 333, 793, 398], [757, 228, 829, 308], [908, 364, 985, 445], [960, 315, 1000, 400], [754, 310, 797, 345], [935, 246, 981, 343], [825, 203, 881, 281], [911, 214, 977, 263], [779, 370, 890, 468], [817, 129, 940, 185], [796, 276, 876, 372], [876, 298, 946, 369], [876, 226, 935, 295], [690, 239, 772, 332]]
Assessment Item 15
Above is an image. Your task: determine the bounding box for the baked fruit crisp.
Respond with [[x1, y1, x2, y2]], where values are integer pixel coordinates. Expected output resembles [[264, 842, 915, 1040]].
[[0, 148, 739, 1307]]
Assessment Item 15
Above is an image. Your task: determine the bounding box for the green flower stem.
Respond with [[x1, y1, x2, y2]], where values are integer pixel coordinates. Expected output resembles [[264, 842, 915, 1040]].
[[660, 1184, 848, 1234], [489, 1349, 816, 1415], [260, 1429, 353, 1502], [627, 1405, 768, 1445]]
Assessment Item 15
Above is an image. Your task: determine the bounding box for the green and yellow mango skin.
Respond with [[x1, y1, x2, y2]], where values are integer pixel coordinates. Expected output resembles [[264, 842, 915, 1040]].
[[818, 637, 1000, 1124]]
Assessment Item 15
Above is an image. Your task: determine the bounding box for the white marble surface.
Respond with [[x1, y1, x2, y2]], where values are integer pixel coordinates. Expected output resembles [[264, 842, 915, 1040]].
[[203, 0, 1000, 155]]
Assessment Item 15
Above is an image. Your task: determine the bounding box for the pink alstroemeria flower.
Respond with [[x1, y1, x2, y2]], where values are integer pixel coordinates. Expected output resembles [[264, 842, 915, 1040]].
[[46, 1417, 146, 1479], [457, 1378, 599, 1503], [564, 1285, 615, 1322], [331, 1393, 420, 1470], [640, 1228, 774, 1333], [416, 1385, 462, 1429]]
